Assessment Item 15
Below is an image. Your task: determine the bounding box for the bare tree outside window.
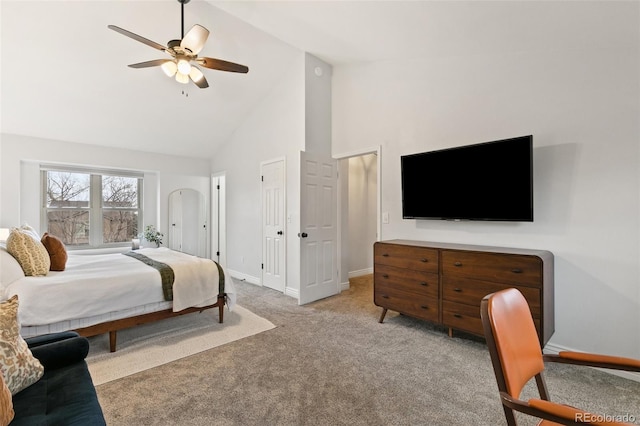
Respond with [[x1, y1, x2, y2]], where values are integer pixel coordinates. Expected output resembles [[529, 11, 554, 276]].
[[46, 172, 90, 245], [44, 171, 141, 246], [102, 176, 139, 243]]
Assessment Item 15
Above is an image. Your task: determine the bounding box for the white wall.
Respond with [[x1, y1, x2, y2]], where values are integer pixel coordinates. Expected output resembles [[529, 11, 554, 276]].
[[0, 134, 210, 245], [332, 3, 640, 360], [211, 53, 306, 294], [305, 53, 332, 157]]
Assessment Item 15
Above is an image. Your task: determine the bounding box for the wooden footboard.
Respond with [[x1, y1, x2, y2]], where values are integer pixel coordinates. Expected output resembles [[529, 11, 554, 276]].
[[75, 293, 226, 352]]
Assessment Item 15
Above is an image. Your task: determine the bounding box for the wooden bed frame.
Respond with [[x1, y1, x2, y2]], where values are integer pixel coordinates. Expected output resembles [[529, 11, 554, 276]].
[[75, 293, 226, 352]]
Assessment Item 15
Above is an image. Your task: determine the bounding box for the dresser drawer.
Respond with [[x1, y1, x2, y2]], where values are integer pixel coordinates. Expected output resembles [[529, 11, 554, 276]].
[[442, 276, 541, 318], [374, 287, 439, 323], [442, 301, 484, 336], [443, 300, 542, 338], [441, 250, 542, 286], [374, 264, 438, 298], [374, 243, 438, 273]]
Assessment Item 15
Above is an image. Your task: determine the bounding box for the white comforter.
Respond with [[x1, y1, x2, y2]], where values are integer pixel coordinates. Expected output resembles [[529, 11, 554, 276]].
[[4, 248, 236, 326]]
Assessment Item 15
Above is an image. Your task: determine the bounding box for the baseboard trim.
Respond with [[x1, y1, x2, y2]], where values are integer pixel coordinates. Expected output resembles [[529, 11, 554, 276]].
[[340, 281, 350, 292], [228, 269, 261, 286], [348, 268, 373, 278], [544, 342, 640, 383], [285, 287, 299, 300]]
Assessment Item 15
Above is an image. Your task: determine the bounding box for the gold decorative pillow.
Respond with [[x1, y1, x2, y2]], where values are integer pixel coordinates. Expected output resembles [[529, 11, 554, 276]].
[[6, 228, 50, 276], [0, 372, 14, 426], [41, 232, 68, 271], [19, 224, 40, 241], [0, 296, 44, 395]]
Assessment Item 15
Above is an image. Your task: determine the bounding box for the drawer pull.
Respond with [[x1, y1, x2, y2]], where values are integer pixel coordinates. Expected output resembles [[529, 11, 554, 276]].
[[382, 274, 389, 279], [453, 288, 462, 292], [420, 305, 429, 310], [419, 281, 428, 286], [511, 268, 523, 274], [453, 313, 463, 318], [454, 261, 462, 267], [420, 258, 428, 263], [382, 253, 389, 257]]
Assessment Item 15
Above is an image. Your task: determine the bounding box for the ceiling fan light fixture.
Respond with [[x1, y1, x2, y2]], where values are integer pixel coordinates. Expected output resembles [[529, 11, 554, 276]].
[[175, 72, 189, 84], [177, 58, 191, 75], [189, 66, 204, 83], [108, 0, 249, 89], [161, 61, 177, 77]]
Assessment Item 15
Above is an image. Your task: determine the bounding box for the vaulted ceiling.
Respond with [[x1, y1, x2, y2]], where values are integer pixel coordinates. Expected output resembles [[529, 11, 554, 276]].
[[1, 1, 624, 159]]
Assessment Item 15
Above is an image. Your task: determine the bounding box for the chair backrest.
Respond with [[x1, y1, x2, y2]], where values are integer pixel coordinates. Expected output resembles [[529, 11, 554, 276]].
[[481, 288, 545, 399]]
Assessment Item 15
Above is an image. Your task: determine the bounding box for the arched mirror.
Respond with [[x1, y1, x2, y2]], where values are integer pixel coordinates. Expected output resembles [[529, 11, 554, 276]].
[[168, 189, 207, 257]]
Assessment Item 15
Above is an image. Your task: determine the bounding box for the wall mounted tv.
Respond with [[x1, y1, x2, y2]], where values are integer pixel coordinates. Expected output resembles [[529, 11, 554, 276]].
[[401, 135, 533, 222]]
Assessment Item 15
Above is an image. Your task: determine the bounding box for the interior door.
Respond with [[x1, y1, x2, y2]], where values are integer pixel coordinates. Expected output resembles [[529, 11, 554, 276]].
[[262, 159, 286, 292], [299, 151, 338, 304]]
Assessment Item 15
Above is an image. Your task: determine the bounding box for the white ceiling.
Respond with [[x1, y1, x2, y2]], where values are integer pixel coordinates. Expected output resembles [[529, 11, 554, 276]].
[[1, 1, 629, 159]]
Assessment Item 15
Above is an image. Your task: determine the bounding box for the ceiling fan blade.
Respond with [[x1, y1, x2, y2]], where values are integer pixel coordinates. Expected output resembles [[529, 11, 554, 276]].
[[190, 67, 209, 89], [108, 25, 166, 51], [128, 59, 172, 69], [197, 57, 249, 74], [181, 24, 209, 55]]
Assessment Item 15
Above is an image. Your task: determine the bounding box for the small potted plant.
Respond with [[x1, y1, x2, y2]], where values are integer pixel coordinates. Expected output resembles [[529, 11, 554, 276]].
[[143, 225, 163, 247]]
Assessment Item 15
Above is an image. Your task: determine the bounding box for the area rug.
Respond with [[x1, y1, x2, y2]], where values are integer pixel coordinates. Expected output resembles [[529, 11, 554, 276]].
[[86, 305, 275, 385]]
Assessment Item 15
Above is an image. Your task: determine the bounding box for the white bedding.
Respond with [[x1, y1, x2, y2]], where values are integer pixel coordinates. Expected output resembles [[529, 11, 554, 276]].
[[4, 247, 236, 327]]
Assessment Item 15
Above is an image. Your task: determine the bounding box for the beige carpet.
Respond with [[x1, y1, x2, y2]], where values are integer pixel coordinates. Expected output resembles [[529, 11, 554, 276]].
[[86, 305, 275, 385], [96, 278, 640, 425]]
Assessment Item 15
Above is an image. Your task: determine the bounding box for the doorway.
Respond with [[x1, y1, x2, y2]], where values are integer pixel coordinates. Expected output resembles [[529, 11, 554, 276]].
[[338, 148, 380, 290]]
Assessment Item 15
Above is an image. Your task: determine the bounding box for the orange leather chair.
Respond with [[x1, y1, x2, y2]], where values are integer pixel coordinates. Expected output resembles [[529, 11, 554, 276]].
[[480, 288, 640, 425]]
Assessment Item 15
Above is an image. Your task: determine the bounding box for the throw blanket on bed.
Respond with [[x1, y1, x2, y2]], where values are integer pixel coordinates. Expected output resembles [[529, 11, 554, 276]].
[[123, 251, 175, 301], [126, 248, 224, 312]]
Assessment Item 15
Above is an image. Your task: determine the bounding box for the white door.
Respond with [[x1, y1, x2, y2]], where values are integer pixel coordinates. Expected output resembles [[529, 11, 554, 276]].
[[299, 151, 338, 304], [262, 159, 286, 292]]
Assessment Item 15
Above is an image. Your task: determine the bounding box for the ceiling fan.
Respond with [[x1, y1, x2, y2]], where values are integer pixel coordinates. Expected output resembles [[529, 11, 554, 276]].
[[108, 0, 249, 89]]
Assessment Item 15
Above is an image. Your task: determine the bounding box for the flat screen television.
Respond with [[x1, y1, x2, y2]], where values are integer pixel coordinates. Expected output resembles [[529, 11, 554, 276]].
[[401, 135, 533, 221]]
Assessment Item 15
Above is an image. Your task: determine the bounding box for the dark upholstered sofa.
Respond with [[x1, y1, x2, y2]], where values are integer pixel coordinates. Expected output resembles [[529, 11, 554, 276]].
[[11, 331, 106, 425]]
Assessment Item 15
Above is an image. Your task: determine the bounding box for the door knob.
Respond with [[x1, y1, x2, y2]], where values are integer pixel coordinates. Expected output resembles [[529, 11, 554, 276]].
[[277, 230, 283, 235], [298, 232, 308, 238]]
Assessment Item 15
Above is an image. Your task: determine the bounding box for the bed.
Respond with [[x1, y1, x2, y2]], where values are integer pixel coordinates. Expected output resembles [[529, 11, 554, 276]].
[[0, 245, 236, 352]]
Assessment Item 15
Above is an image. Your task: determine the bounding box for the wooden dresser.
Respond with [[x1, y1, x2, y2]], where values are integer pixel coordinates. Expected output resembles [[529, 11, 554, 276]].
[[373, 240, 554, 346]]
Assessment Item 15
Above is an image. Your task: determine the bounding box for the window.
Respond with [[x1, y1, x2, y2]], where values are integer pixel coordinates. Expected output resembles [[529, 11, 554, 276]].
[[42, 167, 143, 247]]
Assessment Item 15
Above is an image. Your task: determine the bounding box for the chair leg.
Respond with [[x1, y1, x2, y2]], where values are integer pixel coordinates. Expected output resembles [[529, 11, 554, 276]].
[[502, 404, 518, 426], [535, 373, 551, 401]]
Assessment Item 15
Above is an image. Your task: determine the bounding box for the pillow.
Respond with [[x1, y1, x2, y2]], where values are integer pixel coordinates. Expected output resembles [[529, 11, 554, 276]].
[[0, 372, 13, 426], [41, 233, 68, 271], [0, 295, 44, 395], [0, 246, 25, 290], [19, 224, 40, 241], [5, 228, 50, 276]]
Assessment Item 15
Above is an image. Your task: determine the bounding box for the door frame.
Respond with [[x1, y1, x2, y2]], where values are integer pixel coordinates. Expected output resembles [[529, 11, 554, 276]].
[[211, 172, 227, 268], [260, 157, 287, 291]]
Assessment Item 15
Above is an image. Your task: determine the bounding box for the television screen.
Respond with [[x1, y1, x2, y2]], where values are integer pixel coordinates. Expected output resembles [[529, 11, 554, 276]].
[[401, 136, 533, 221]]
